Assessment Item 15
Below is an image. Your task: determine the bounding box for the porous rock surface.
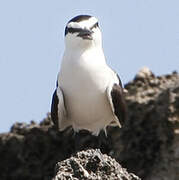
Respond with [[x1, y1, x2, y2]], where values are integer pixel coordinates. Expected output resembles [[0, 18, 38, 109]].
[[0, 68, 178, 180], [53, 149, 140, 180]]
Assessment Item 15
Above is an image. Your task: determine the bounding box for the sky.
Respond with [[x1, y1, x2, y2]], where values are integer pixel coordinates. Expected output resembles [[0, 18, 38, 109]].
[[0, 0, 179, 133]]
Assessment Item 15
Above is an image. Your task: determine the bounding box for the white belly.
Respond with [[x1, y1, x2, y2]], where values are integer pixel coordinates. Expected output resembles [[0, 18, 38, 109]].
[[66, 86, 114, 134], [58, 49, 118, 134]]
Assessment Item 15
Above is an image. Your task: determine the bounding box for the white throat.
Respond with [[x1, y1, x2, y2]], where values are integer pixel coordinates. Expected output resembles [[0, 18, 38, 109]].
[[63, 43, 106, 69]]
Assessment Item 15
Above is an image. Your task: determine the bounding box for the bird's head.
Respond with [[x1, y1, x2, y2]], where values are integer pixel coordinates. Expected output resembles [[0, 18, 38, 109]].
[[64, 15, 102, 50]]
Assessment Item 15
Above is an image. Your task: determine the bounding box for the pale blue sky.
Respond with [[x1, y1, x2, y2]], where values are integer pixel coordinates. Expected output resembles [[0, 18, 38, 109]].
[[0, 0, 179, 132]]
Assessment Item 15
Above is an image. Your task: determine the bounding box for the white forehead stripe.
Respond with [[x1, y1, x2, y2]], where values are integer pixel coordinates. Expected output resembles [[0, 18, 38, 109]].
[[67, 17, 98, 29]]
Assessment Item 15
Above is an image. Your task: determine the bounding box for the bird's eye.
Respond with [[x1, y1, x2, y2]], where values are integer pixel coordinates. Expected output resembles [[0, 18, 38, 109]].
[[68, 27, 81, 33], [65, 27, 82, 35], [93, 22, 99, 29]]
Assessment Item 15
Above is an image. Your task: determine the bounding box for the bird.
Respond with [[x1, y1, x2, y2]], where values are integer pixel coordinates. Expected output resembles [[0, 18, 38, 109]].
[[51, 15, 126, 136]]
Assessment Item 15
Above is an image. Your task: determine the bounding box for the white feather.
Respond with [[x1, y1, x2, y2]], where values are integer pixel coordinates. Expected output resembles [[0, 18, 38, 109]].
[[56, 87, 69, 130], [67, 17, 98, 29]]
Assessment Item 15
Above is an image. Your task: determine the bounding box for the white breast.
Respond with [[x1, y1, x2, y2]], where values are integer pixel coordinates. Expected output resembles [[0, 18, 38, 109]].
[[58, 47, 118, 135]]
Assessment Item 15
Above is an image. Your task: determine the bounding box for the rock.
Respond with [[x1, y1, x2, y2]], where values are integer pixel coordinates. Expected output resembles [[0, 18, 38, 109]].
[[120, 70, 179, 179], [134, 67, 154, 80], [53, 149, 140, 180], [0, 69, 178, 180]]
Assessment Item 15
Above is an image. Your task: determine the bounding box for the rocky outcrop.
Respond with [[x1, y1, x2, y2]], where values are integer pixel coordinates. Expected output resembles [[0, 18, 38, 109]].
[[117, 68, 179, 179], [0, 68, 178, 180], [53, 149, 140, 180]]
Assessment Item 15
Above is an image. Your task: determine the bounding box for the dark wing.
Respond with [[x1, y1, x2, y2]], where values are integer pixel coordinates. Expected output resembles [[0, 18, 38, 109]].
[[107, 74, 127, 127], [51, 89, 59, 128], [51, 87, 67, 130]]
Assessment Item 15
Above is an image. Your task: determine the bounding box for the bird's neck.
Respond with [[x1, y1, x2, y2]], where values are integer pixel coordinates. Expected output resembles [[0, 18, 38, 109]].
[[63, 45, 106, 65], [65, 43, 102, 56]]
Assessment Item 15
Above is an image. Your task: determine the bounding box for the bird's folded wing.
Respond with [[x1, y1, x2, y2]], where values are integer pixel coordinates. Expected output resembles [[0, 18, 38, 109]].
[[51, 87, 68, 130], [106, 82, 127, 127]]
